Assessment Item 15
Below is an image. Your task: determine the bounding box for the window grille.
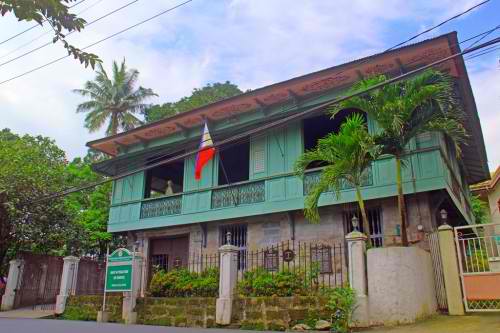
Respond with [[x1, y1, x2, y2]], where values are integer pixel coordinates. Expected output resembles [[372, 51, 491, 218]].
[[343, 207, 383, 247], [219, 224, 247, 269], [311, 245, 333, 274], [150, 254, 168, 272], [263, 249, 279, 272]]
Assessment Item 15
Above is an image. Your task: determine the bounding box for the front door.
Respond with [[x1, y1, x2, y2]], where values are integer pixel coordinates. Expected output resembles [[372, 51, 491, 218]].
[[150, 235, 189, 272]]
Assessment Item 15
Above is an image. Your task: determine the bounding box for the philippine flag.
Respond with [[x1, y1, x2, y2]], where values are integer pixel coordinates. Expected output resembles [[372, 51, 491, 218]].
[[195, 122, 216, 181]]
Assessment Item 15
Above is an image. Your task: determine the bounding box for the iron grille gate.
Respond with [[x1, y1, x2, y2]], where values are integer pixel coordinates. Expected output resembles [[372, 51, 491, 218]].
[[14, 253, 64, 310], [455, 222, 500, 312], [427, 231, 448, 311]]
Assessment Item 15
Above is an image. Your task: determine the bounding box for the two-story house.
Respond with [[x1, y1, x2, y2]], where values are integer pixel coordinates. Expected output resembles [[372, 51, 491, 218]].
[[87, 32, 488, 276]]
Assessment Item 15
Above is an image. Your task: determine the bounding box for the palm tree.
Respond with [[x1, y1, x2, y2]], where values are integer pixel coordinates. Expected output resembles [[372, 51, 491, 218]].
[[333, 69, 467, 246], [295, 114, 380, 244], [74, 59, 157, 136]]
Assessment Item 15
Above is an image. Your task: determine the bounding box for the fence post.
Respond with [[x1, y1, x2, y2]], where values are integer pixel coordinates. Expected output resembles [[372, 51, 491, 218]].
[[216, 242, 239, 325], [55, 256, 79, 314], [345, 231, 370, 327], [0, 259, 24, 311], [438, 224, 465, 315], [123, 253, 143, 324]]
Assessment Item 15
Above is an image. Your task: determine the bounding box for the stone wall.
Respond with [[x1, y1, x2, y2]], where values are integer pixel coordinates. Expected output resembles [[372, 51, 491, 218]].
[[232, 296, 330, 330], [135, 297, 216, 328], [62, 295, 122, 322]]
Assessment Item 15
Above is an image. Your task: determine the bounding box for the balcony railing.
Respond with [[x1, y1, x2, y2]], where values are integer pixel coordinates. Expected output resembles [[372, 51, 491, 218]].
[[303, 167, 373, 195], [211, 180, 266, 209], [140, 194, 182, 218]]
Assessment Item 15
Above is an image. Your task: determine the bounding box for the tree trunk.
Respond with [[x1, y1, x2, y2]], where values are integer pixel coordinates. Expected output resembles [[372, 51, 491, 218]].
[[395, 156, 409, 246], [110, 111, 118, 136], [355, 185, 372, 247]]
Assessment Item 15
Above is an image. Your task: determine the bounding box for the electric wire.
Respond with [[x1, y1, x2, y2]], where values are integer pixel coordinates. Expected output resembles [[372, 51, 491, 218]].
[[0, 0, 193, 85], [0, 0, 139, 69], [0, 0, 88, 46], [27, 35, 500, 204], [104, 23, 500, 176], [0, 0, 105, 60]]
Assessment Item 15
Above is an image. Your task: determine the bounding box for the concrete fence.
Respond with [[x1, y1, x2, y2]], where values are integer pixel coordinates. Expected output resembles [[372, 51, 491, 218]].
[[2, 225, 464, 327]]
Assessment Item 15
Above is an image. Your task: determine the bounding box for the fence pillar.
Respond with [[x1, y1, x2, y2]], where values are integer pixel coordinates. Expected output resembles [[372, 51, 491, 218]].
[[122, 253, 143, 324], [55, 256, 79, 314], [345, 231, 370, 327], [0, 259, 23, 311], [216, 243, 239, 325], [438, 224, 465, 315]]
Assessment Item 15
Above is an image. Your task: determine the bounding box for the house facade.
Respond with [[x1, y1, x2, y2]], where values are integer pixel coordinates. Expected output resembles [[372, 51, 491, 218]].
[[88, 32, 489, 277], [471, 166, 500, 224]]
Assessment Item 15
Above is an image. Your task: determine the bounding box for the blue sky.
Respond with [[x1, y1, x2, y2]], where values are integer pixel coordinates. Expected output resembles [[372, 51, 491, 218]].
[[0, 0, 498, 171]]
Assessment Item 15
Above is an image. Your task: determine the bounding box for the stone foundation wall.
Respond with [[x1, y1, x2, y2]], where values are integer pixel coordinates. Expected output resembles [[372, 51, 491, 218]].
[[62, 295, 122, 322], [232, 296, 330, 330], [135, 297, 216, 328]]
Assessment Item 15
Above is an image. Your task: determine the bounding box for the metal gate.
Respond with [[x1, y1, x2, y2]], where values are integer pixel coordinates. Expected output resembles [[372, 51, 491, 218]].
[[14, 253, 64, 310], [427, 231, 448, 311], [454, 222, 500, 312]]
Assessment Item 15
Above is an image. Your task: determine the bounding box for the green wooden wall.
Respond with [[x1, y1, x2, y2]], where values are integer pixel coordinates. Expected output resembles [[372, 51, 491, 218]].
[[107, 109, 473, 232]]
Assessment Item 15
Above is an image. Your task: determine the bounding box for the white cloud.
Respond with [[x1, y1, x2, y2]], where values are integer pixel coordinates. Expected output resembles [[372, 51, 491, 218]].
[[0, 0, 496, 163]]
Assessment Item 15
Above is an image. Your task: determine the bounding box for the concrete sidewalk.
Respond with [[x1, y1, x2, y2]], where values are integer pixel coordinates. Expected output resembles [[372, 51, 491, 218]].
[[361, 314, 500, 333], [0, 313, 498, 333], [0, 307, 54, 319]]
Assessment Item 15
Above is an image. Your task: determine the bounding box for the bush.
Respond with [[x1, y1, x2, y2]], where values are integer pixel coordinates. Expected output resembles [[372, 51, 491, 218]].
[[324, 287, 356, 333], [237, 268, 312, 297], [148, 268, 219, 297]]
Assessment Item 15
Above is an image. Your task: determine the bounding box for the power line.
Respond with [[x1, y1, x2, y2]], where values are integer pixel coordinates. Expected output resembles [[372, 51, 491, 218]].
[[0, 0, 486, 86], [0, 0, 139, 69], [99, 23, 500, 176], [386, 0, 491, 51], [29, 35, 500, 204], [0, 0, 88, 46], [0, 0, 105, 60], [0, 0, 194, 85]]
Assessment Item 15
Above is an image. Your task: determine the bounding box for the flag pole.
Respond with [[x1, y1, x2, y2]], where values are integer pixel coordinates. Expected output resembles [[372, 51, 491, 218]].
[[218, 154, 239, 207]]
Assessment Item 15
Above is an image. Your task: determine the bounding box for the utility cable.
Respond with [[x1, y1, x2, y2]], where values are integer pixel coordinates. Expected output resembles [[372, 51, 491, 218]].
[[0, 0, 194, 85], [0, 0, 88, 46], [0, 0, 139, 69], [27, 35, 500, 204], [0, 0, 105, 60]]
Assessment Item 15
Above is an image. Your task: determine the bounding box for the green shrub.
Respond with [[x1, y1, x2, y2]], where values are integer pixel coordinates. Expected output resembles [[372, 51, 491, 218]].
[[148, 268, 219, 297], [323, 287, 356, 333], [237, 268, 315, 297]]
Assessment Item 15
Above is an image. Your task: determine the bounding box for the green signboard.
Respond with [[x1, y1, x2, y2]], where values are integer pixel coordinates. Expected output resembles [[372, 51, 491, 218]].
[[105, 248, 133, 292], [106, 264, 132, 291]]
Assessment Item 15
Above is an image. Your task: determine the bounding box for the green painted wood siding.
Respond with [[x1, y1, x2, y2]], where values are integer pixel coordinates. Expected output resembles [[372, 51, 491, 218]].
[[107, 119, 472, 233]]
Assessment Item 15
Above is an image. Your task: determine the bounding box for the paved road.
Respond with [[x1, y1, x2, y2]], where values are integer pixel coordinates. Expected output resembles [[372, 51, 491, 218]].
[[1, 314, 499, 333]]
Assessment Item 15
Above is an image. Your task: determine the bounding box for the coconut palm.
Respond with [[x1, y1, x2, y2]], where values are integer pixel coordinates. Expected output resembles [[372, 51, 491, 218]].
[[295, 114, 380, 244], [74, 59, 157, 136], [332, 69, 467, 246]]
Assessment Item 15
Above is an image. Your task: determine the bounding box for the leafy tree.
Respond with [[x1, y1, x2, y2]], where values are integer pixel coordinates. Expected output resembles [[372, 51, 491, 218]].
[[64, 157, 112, 257], [470, 195, 489, 224], [0, 129, 74, 275], [295, 114, 380, 244], [143, 81, 243, 123], [334, 70, 466, 246], [74, 59, 157, 136], [0, 0, 100, 68]]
